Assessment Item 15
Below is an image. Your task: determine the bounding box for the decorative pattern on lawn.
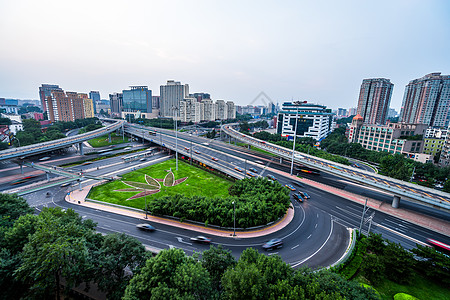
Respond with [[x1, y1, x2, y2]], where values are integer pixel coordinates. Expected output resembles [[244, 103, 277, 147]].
[[163, 171, 175, 187], [114, 173, 188, 200]]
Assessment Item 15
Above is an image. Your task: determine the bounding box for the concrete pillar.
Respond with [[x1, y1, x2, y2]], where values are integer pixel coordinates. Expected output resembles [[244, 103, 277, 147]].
[[280, 157, 283, 163], [20, 164, 23, 174], [248, 144, 251, 149], [78, 180, 82, 191], [79, 143, 84, 155], [392, 195, 400, 208], [108, 132, 112, 143], [46, 172, 50, 181]]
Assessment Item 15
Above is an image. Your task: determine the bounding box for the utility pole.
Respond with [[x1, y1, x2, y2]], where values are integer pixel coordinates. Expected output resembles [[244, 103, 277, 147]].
[[410, 166, 416, 182], [358, 198, 369, 236]]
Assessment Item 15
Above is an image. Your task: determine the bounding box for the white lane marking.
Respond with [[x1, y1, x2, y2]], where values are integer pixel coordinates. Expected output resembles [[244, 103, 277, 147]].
[[291, 219, 334, 268], [335, 206, 360, 218], [291, 244, 300, 250], [374, 224, 427, 246], [268, 252, 279, 256], [315, 224, 317, 228], [307, 234, 312, 239], [316, 213, 319, 218]]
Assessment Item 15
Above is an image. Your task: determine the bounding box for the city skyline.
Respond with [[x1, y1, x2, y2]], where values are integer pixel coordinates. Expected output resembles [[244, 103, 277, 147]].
[[1, 1, 449, 111]]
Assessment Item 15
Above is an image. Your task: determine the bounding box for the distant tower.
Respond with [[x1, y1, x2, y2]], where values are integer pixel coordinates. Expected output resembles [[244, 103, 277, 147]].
[[89, 91, 101, 114], [399, 72, 450, 127], [356, 78, 393, 125], [160, 80, 189, 119]]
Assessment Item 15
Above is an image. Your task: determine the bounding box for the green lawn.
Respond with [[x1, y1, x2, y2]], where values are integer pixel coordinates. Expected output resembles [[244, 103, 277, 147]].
[[234, 142, 278, 157], [361, 273, 450, 300], [88, 159, 233, 210], [88, 132, 128, 148]]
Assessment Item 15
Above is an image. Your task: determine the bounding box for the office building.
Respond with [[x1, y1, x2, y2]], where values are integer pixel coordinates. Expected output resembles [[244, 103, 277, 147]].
[[201, 99, 215, 121], [215, 100, 228, 120], [277, 102, 334, 141], [356, 78, 393, 125], [39, 84, 63, 112], [348, 107, 357, 116], [121, 86, 152, 120], [83, 98, 95, 118], [89, 91, 100, 114], [152, 96, 160, 109], [0, 98, 19, 114], [109, 93, 123, 114], [191, 93, 211, 102], [160, 80, 189, 119], [400, 73, 450, 127], [226, 101, 236, 119], [337, 108, 348, 118]]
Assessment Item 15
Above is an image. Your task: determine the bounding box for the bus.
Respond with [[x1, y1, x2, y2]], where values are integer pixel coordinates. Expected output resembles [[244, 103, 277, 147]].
[[295, 165, 320, 175], [149, 130, 157, 136], [427, 238, 450, 255], [10, 175, 38, 185]]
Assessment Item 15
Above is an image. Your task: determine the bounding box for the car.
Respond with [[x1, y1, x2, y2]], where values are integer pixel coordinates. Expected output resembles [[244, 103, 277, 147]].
[[139, 158, 147, 161], [266, 174, 276, 181], [255, 160, 264, 165], [190, 236, 211, 244], [124, 147, 132, 150], [235, 167, 243, 172], [262, 238, 283, 250], [292, 193, 303, 202], [249, 167, 258, 173], [60, 182, 72, 188], [39, 156, 51, 161], [246, 171, 257, 177], [184, 147, 190, 151], [81, 161, 93, 166], [136, 224, 155, 231], [285, 184, 296, 191], [194, 150, 200, 154], [211, 157, 218, 161], [298, 191, 310, 199]]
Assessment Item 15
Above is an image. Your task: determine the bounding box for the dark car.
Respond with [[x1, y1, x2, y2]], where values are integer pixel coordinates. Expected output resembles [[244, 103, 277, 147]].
[[292, 193, 303, 202], [136, 224, 155, 232], [299, 191, 311, 199], [292, 181, 304, 188], [249, 167, 258, 173], [262, 238, 283, 250], [190, 236, 211, 244]]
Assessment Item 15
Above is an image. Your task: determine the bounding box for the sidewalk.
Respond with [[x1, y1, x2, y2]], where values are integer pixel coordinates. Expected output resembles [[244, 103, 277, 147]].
[[66, 182, 295, 238]]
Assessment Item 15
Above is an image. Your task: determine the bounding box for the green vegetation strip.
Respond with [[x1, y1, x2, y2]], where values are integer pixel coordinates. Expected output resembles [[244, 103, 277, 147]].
[[88, 132, 128, 148], [88, 159, 290, 228]]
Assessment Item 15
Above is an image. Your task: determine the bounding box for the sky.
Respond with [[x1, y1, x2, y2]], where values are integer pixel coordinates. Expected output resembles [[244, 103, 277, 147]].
[[0, 0, 449, 111]]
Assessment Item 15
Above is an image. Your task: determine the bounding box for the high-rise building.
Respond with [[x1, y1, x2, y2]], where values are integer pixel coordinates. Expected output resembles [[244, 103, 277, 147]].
[[201, 99, 215, 121], [152, 96, 160, 109], [89, 91, 100, 114], [122, 86, 152, 113], [399, 73, 450, 127], [356, 78, 393, 125], [83, 98, 94, 118], [348, 107, 357, 116], [39, 84, 63, 112], [191, 93, 211, 102], [226, 101, 236, 119], [215, 100, 228, 120], [277, 102, 334, 141], [180, 98, 201, 123], [109, 93, 123, 114], [46, 90, 86, 122], [337, 108, 348, 118], [160, 80, 189, 119]]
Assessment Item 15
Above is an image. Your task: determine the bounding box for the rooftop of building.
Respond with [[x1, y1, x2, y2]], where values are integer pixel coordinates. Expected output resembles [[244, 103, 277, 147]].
[[353, 114, 363, 120]]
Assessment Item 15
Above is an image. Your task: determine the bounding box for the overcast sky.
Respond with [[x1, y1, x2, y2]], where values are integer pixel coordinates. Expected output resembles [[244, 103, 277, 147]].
[[1, 0, 449, 111]]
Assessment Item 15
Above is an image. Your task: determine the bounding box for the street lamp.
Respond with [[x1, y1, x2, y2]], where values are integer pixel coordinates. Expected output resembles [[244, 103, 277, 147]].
[[290, 101, 301, 176], [172, 106, 179, 171], [232, 201, 236, 236]]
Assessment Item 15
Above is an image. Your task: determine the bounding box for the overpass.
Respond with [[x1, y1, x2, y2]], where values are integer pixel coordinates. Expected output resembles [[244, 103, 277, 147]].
[[221, 124, 450, 212], [0, 120, 125, 162]]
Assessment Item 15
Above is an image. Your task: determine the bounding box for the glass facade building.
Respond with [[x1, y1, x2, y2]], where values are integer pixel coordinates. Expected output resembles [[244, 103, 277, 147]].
[[122, 86, 152, 113]]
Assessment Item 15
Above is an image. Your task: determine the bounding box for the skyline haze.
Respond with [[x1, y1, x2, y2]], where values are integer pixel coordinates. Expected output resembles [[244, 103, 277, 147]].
[[1, 0, 449, 111]]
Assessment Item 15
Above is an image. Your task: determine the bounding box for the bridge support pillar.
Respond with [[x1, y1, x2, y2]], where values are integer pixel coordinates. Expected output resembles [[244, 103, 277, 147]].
[[108, 132, 112, 143], [79, 143, 84, 155], [280, 157, 282, 163], [20, 164, 24, 174], [46, 172, 50, 182], [248, 144, 250, 149], [234, 138, 236, 146], [392, 195, 400, 208], [79, 180, 82, 191], [122, 123, 125, 141]]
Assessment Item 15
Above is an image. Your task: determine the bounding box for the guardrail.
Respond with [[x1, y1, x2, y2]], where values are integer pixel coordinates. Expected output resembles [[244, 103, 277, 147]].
[[222, 125, 450, 211], [0, 120, 125, 161]]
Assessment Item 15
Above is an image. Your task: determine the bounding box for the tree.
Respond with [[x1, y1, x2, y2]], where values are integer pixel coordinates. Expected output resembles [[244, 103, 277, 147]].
[[0, 193, 33, 228], [201, 245, 236, 291], [0, 142, 8, 150], [0, 117, 12, 125], [411, 244, 450, 285], [15, 208, 97, 299], [94, 233, 148, 300], [382, 241, 414, 284], [123, 248, 212, 300]]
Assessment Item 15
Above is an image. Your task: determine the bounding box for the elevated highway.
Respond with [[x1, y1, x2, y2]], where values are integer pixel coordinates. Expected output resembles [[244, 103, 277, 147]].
[[0, 120, 125, 162], [222, 125, 450, 212]]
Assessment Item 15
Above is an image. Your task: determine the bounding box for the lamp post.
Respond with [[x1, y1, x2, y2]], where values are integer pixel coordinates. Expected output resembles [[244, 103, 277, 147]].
[[172, 106, 179, 171], [290, 101, 301, 176], [232, 201, 236, 236]]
